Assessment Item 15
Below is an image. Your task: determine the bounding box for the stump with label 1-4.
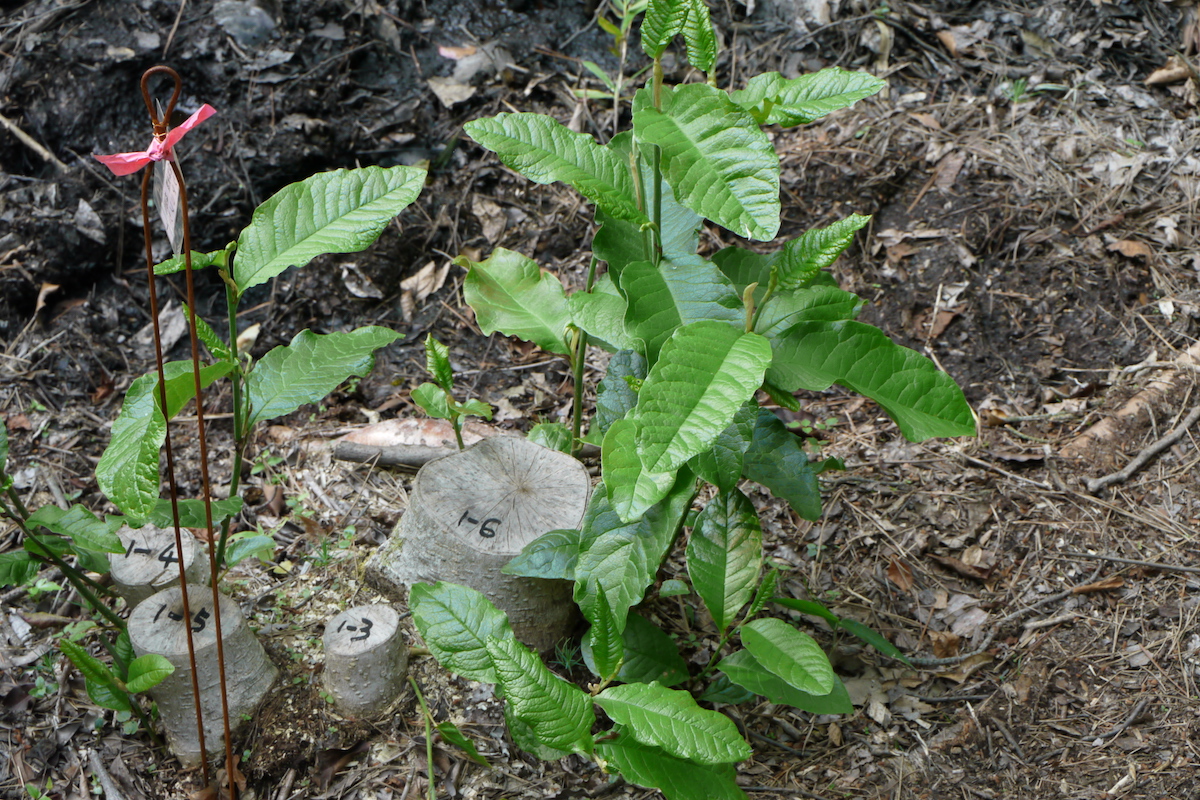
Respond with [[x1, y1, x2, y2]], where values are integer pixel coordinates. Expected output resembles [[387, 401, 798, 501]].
[[128, 584, 277, 766], [110, 525, 209, 607], [323, 604, 408, 717], [366, 436, 591, 653]]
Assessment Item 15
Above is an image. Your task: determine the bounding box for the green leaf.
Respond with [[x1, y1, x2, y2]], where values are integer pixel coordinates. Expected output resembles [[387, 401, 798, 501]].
[[502, 529, 582, 580], [26, 505, 123, 554], [436, 719, 490, 766], [771, 596, 839, 626], [153, 249, 220, 276], [741, 408, 821, 520], [641, 0, 687, 58], [464, 113, 646, 225], [527, 422, 572, 454], [456, 399, 493, 420], [181, 302, 233, 362], [594, 350, 646, 435], [687, 489, 762, 633], [681, 0, 715, 73], [717, 649, 852, 714], [458, 248, 571, 356], [583, 612, 689, 686], [595, 682, 751, 764], [776, 214, 870, 290], [148, 497, 243, 530], [766, 321, 976, 440], [633, 322, 773, 474], [412, 383, 453, 420], [586, 586, 625, 680], [86, 679, 132, 713], [603, 418, 677, 522], [487, 636, 595, 756], [659, 579, 689, 598], [730, 68, 886, 127], [598, 734, 748, 800], [60, 639, 120, 689], [505, 703, 572, 761], [223, 534, 276, 567], [113, 632, 134, 679], [246, 327, 402, 427], [634, 84, 780, 240], [712, 246, 774, 306], [754, 285, 864, 339], [0, 551, 38, 587], [746, 565, 779, 617], [423, 334, 454, 391], [740, 618, 834, 696], [697, 674, 757, 705], [125, 654, 175, 693], [688, 402, 756, 493], [837, 618, 911, 666], [234, 165, 426, 293], [410, 582, 515, 684], [97, 361, 233, 523], [620, 256, 743, 363], [574, 472, 695, 629], [568, 275, 636, 352]]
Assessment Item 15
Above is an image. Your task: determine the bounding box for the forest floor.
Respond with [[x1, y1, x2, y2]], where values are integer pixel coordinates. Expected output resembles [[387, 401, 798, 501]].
[[3, 0, 1200, 798]]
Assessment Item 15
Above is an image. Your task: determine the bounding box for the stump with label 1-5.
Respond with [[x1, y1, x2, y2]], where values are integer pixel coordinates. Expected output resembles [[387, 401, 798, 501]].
[[322, 604, 408, 717], [128, 584, 277, 766], [366, 436, 591, 653], [109, 525, 209, 607]]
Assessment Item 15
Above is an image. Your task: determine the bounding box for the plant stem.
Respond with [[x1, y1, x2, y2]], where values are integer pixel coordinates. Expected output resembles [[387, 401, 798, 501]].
[[217, 279, 244, 569], [451, 411, 465, 450], [748, 272, 778, 332], [5, 484, 30, 519], [569, 257, 598, 454], [409, 678, 437, 800], [742, 282, 758, 333]]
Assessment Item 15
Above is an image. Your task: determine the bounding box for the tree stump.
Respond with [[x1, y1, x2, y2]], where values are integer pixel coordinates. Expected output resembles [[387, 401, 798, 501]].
[[322, 604, 408, 717], [127, 584, 277, 766], [110, 525, 209, 607], [366, 436, 591, 653]]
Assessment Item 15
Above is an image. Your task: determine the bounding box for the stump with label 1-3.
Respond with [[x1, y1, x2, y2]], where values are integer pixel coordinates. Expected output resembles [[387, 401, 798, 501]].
[[366, 436, 591, 653], [109, 525, 209, 607], [323, 604, 408, 717], [128, 584, 277, 766]]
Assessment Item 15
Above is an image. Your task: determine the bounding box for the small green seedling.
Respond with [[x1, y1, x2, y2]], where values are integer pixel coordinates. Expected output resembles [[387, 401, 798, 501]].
[[411, 334, 494, 449]]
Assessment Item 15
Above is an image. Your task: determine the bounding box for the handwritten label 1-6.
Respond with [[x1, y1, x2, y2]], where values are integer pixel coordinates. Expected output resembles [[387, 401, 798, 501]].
[[457, 510, 501, 539]]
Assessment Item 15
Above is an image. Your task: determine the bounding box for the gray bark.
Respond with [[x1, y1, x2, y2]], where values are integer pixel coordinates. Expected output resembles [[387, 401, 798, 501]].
[[322, 604, 408, 717]]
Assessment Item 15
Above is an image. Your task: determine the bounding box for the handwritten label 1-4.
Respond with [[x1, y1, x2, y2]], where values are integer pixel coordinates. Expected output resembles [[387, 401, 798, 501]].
[[458, 510, 501, 539], [123, 539, 180, 566]]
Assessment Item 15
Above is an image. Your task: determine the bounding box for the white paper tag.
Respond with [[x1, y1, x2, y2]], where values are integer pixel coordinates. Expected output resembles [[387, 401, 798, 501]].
[[154, 160, 184, 255]]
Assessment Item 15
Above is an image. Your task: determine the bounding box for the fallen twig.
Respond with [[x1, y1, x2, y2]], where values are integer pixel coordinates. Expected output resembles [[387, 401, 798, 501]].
[[1058, 551, 1200, 576], [0, 111, 69, 172], [1085, 402, 1200, 493], [1093, 697, 1151, 741]]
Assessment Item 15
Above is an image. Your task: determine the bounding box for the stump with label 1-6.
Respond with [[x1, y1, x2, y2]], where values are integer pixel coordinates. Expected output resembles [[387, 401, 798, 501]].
[[127, 584, 277, 766], [109, 525, 209, 607], [322, 604, 408, 717], [366, 436, 591, 653]]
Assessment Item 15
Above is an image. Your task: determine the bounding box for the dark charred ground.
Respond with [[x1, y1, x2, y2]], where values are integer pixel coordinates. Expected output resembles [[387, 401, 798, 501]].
[[4, 1, 1200, 799]]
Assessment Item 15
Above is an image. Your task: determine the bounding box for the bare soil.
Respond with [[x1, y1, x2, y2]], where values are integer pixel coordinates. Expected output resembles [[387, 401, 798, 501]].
[[3, 1, 1200, 799]]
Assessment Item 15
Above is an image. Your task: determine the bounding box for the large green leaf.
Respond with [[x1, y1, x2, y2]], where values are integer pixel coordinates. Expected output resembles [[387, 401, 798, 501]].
[[767, 320, 976, 440], [581, 611, 689, 686], [458, 248, 572, 356], [505, 704, 572, 761], [594, 350, 646, 435], [0, 552, 38, 587], [585, 586, 625, 680], [25, 505, 122, 554], [409, 582, 515, 684], [633, 322, 773, 475], [234, 165, 425, 293], [754, 285, 864, 339], [148, 497, 243, 530], [740, 618, 834, 696], [730, 68, 887, 127], [464, 113, 646, 225], [487, 636, 595, 756], [741, 408, 821, 520], [620, 256, 743, 363], [776, 214, 870, 290], [688, 402, 756, 492], [640, 0, 688, 58], [97, 361, 233, 523], [717, 650, 852, 714], [502, 529, 583, 580], [687, 489, 762, 633], [712, 246, 775, 304], [125, 654, 175, 694], [598, 734, 747, 800], [246, 327, 401, 426], [603, 418, 677, 522], [634, 84, 780, 240], [595, 682, 751, 764], [573, 472, 695, 629], [568, 274, 635, 352]]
